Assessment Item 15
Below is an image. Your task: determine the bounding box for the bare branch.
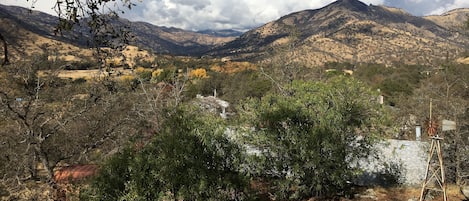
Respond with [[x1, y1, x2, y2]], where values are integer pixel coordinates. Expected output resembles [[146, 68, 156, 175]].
[[0, 32, 9, 66]]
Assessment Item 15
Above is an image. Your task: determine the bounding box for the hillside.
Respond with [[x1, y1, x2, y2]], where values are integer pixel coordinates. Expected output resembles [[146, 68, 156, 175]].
[[2, 0, 469, 66], [0, 5, 92, 62], [127, 20, 235, 55], [424, 8, 469, 30], [0, 4, 235, 59], [208, 0, 469, 66]]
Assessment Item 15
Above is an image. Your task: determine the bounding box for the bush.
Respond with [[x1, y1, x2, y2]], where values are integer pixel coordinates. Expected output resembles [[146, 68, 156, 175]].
[[83, 106, 252, 200], [238, 77, 385, 199], [185, 70, 271, 105]]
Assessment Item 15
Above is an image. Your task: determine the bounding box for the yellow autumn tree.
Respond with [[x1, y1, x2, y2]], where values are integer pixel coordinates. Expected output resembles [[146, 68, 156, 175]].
[[152, 69, 164, 78], [189, 68, 208, 79]]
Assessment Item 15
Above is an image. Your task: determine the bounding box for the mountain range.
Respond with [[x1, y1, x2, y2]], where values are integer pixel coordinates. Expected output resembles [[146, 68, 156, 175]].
[[0, 3, 237, 58], [210, 0, 469, 66], [1, 0, 469, 66]]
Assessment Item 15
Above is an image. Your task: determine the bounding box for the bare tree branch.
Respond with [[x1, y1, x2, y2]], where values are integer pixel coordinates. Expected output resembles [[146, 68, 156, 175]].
[[0, 32, 8, 66]]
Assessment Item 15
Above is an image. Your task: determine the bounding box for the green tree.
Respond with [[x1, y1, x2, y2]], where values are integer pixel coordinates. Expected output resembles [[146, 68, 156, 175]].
[[354, 63, 426, 106], [186, 70, 272, 105], [223, 69, 272, 103], [84, 105, 252, 200], [238, 77, 386, 199]]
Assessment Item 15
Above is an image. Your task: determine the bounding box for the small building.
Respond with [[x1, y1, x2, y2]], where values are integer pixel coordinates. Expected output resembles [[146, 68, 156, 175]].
[[195, 94, 230, 119]]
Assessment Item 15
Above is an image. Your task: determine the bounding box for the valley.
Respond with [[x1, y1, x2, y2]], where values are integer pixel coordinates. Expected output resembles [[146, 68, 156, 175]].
[[0, 0, 468, 200]]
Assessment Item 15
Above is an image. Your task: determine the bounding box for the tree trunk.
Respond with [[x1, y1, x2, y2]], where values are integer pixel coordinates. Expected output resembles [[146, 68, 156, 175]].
[[33, 144, 67, 201], [0, 32, 9, 66], [33, 144, 57, 189]]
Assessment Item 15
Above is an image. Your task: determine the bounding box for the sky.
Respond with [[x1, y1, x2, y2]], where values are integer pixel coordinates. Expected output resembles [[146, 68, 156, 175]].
[[2, 0, 469, 31]]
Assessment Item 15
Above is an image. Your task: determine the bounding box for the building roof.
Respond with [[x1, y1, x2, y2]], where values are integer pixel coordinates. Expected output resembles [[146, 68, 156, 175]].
[[54, 164, 98, 183]]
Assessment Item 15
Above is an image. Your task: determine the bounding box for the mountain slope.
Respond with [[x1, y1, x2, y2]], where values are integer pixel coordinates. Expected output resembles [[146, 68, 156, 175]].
[[2, 1, 469, 66], [0, 4, 235, 58], [197, 29, 244, 37], [0, 4, 80, 44], [424, 8, 469, 31], [0, 5, 91, 62], [208, 0, 469, 66], [126, 20, 235, 55]]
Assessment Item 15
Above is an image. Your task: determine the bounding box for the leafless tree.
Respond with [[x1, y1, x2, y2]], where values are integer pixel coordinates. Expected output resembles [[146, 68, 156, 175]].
[[396, 64, 469, 184], [0, 57, 140, 199]]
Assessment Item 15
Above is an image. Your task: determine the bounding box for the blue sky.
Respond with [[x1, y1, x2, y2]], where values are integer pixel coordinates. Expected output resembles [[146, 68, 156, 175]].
[[3, 0, 469, 31]]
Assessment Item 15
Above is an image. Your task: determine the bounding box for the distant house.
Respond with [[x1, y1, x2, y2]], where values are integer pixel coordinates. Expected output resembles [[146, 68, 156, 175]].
[[195, 93, 230, 119]]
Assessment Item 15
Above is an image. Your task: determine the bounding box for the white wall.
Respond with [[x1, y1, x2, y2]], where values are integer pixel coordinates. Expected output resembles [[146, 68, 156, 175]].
[[358, 139, 429, 186]]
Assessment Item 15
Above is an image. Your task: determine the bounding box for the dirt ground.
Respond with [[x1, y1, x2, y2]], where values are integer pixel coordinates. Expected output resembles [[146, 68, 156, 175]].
[[335, 185, 466, 201], [251, 180, 467, 201], [2, 183, 467, 201]]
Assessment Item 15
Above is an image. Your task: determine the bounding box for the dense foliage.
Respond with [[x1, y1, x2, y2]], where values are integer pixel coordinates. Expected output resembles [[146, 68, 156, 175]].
[[186, 69, 272, 104], [237, 77, 385, 199], [353, 63, 426, 106], [83, 106, 251, 200]]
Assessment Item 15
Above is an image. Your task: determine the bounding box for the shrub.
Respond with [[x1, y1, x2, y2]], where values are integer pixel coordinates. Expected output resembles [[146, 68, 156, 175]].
[[239, 77, 385, 199], [84, 106, 252, 200]]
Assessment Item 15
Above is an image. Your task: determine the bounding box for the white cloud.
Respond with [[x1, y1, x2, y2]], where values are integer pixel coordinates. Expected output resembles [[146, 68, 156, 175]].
[[3, 0, 57, 16], [427, 0, 469, 15], [122, 0, 385, 31], [383, 0, 469, 16]]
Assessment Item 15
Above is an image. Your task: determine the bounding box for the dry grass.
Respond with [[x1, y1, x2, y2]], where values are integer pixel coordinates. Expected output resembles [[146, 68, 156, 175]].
[[56, 69, 104, 80], [424, 8, 469, 29], [457, 57, 469, 64], [3, 181, 466, 201], [39, 68, 134, 80], [364, 185, 466, 201]]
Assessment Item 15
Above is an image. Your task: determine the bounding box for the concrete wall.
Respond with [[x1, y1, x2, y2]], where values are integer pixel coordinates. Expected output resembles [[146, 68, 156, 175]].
[[358, 139, 429, 186]]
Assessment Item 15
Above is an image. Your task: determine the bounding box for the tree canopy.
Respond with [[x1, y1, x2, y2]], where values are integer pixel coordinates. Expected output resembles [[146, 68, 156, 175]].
[[83, 105, 252, 200], [237, 77, 387, 199]]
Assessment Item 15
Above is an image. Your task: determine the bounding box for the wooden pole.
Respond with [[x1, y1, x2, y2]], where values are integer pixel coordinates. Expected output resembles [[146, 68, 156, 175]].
[[420, 139, 435, 201], [429, 98, 432, 120], [436, 139, 447, 201]]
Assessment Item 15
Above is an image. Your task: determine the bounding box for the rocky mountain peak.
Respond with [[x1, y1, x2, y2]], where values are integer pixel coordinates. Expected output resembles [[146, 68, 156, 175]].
[[328, 0, 369, 13]]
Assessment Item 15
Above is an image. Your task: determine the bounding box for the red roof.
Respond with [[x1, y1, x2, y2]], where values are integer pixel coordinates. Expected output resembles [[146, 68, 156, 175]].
[[54, 164, 98, 183]]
